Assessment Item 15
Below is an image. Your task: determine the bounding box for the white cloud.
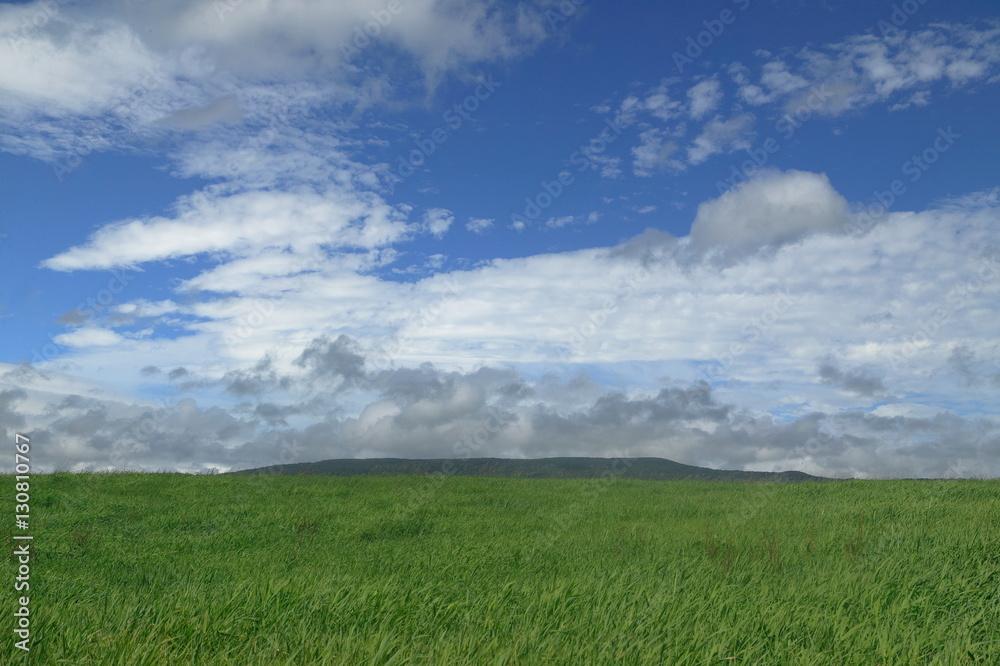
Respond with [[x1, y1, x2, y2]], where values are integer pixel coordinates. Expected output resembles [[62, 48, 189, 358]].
[[614, 80, 684, 126], [728, 62, 771, 105], [935, 186, 1000, 211], [41, 170, 997, 393], [125, 0, 551, 86], [0, 0, 560, 169], [115, 300, 180, 318], [7, 240, 1000, 478], [631, 129, 683, 177], [0, 16, 162, 117], [42, 188, 410, 271], [642, 80, 683, 121], [587, 153, 623, 179], [888, 89, 931, 111], [737, 24, 1000, 116], [6, 4, 1000, 478], [686, 113, 755, 165], [759, 60, 809, 96], [466, 217, 494, 234], [689, 169, 850, 253], [12, 172, 1000, 475], [872, 403, 953, 419], [614, 95, 641, 126], [686, 78, 722, 120], [53, 327, 124, 348], [423, 208, 454, 238], [545, 215, 574, 229]]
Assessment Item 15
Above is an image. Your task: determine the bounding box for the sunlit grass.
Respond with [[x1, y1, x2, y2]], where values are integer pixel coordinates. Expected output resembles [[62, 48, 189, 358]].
[[3, 473, 999, 663]]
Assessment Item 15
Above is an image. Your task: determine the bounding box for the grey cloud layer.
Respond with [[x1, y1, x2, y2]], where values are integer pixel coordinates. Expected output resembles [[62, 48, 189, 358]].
[[2, 348, 998, 479]]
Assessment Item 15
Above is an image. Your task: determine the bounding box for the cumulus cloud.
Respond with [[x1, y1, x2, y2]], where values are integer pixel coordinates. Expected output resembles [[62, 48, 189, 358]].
[[294, 335, 367, 384], [759, 60, 810, 98], [632, 129, 683, 176], [641, 80, 683, 121], [422, 208, 454, 238], [689, 169, 851, 255], [686, 113, 755, 165], [687, 78, 723, 120]]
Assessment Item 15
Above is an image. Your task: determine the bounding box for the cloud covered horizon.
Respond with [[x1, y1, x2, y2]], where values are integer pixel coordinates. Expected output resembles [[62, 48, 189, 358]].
[[3, 333, 997, 479]]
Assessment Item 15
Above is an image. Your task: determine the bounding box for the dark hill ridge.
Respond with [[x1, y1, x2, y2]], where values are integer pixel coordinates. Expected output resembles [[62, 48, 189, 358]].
[[227, 457, 828, 482]]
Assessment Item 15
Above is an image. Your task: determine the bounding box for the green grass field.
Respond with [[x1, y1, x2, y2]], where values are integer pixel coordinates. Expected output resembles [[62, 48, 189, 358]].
[[3, 473, 999, 664]]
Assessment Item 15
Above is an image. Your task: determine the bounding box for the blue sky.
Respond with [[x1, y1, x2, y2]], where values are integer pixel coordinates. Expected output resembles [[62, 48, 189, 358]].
[[1, 0, 999, 476]]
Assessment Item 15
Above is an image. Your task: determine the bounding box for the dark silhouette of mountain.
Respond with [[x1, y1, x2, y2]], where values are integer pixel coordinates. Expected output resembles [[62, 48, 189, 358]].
[[227, 457, 828, 482]]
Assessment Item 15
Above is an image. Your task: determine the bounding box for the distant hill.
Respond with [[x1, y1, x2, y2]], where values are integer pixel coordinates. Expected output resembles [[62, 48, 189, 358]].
[[226, 457, 828, 482]]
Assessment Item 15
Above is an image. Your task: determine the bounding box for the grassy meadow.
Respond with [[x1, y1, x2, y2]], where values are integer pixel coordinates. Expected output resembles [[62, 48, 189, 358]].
[[2, 472, 999, 664]]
